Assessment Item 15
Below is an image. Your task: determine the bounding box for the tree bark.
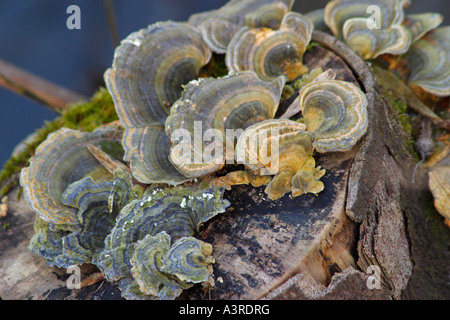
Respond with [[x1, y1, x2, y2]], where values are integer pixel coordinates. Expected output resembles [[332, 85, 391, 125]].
[[0, 31, 448, 300]]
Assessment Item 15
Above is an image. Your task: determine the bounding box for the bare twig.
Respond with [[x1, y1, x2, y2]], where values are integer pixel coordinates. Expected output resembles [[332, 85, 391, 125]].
[[0, 58, 88, 114], [103, 0, 120, 48]]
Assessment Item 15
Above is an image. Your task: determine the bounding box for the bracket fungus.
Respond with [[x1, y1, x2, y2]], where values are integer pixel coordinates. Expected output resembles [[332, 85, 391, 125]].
[[402, 13, 443, 44], [165, 72, 286, 178], [324, 0, 412, 59], [226, 12, 313, 81], [105, 21, 212, 185], [28, 167, 141, 268], [324, 0, 446, 63], [324, 0, 410, 36], [292, 79, 369, 153], [112, 232, 214, 300], [280, 68, 368, 153], [404, 26, 450, 97], [21, 0, 434, 301], [341, 11, 444, 60], [342, 18, 411, 60], [105, 21, 212, 127], [244, 1, 292, 30], [59, 169, 142, 266], [197, 0, 295, 53], [129, 232, 186, 299], [96, 185, 229, 299], [236, 119, 325, 200], [20, 125, 124, 226], [28, 217, 69, 267], [129, 232, 215, 299], [121, 125, 191, 185], [305, 9, 330, 33]]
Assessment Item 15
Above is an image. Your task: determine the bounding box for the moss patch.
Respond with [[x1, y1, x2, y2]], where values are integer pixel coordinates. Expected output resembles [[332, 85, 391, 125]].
[[199, 53, 228, 79], [0, 87, 118, 197], [306, 41, 320, 52], [373, 68, 418, 158]]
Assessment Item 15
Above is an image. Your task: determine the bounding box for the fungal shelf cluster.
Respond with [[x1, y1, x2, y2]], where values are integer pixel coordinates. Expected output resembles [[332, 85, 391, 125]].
[[20, 0, 448, 300]]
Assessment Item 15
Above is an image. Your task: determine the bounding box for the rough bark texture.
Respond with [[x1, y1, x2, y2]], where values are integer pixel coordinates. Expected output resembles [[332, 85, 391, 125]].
[[0, 31, 448, 300]]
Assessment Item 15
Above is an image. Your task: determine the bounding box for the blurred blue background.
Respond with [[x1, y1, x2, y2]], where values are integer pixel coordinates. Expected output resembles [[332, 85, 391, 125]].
[[0, 0, 448, 168]]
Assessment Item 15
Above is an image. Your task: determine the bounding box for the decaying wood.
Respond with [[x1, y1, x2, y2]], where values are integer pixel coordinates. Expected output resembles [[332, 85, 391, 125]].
[[190, 151, 360, 299], [0, 58, 88, 113], [265, 268, 391, 300], [0, 31, 448, 300], [0, 187, 122, 300]]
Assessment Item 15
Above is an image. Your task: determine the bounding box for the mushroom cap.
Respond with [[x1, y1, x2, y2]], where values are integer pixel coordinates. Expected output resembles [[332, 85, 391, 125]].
[[402, 13, 443, 43], [165, 72, 286, 178], [160, 236, 214, 284], [130, 232, 214, 300], [20, 125, 124, 226], [236, 119, 325, 199], [342, 18, 411, 59], [28, 167, 139, 268], [325, 0, 413, 59], [226, 12, 313, 81], [121, 125, 190, 185], [198, 0, 294, 53], [104, 21, 212, 185], [130, 232, 192, 299], [298, 80, 369, 153], [324, 0, 410, 37], [405, 26, 450, 97], [97, 185, 229, 282], [244, 1, 291, 30], [105, 21, 212, 128]]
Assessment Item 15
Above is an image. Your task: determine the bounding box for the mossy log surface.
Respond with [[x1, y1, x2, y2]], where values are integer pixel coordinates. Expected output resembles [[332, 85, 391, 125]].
[[0, 31, 448, 300]]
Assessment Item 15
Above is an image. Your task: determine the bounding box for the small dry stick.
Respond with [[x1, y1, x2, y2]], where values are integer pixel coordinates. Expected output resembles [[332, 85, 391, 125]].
[[81, 272, 105, 288], [103, 0, 120, 48], [0, 58, 88, 114]]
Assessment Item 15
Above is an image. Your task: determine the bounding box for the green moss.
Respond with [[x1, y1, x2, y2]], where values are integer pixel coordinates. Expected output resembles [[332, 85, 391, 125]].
[[306, 41, 320, 52], [383, 91, 417, 157], [373, 67, 418, 158], [209, 53, 228, 78], [388, 95, 412, 134], [60, 87, 118, 132], [292, 67, 324, 90], [0, 87, 118, 197]]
